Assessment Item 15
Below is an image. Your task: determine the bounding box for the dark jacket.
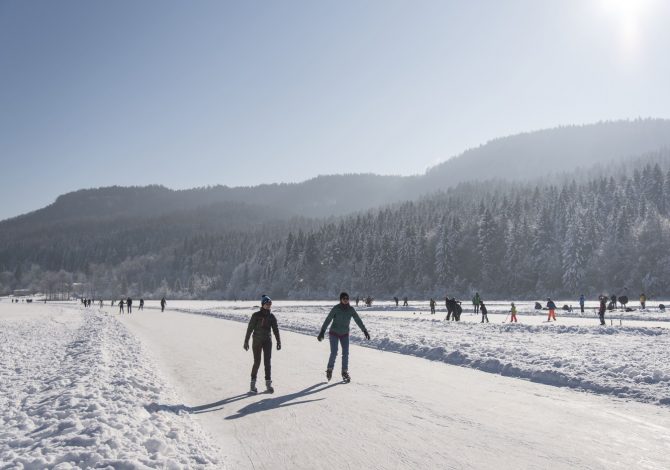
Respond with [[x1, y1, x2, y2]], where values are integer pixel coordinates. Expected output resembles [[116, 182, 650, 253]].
[[245, 309, 280, 344], [480, 304, 487, 315], [547, 300, 556, 310]]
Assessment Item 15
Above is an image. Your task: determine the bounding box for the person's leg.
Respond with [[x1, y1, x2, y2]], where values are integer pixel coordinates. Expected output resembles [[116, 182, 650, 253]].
[[327, 334, 339, 370], [340, 335, 350, 372], [263, 340, 272, 381], [251, 340, 262, 380]]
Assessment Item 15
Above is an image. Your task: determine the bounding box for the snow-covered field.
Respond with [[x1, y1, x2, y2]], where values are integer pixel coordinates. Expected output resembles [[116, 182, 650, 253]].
[[165, 299, 670, 406], [3, 299, 670, 469], [0, 303, 222, 469]]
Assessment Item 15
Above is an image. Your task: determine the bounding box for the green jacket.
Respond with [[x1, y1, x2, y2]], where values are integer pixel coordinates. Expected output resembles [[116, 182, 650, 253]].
[[472, 293, 481, 305], [320, 303, 367, 336]]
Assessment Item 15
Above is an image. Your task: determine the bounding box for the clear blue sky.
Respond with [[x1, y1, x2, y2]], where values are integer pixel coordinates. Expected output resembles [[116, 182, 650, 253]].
[[1, 0, 669, 220]]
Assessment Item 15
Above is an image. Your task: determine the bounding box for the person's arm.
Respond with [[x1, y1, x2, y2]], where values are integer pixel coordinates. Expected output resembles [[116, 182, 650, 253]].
[[244, 313, 256, 349], [352, 309, 370, 339], [318, 308, 336, 340], [271, 314, 281, 349]]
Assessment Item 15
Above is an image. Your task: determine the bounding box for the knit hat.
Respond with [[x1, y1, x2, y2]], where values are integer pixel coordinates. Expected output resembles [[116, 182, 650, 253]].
[[340, 292, 349, 300], [261, 295, 272, 306]]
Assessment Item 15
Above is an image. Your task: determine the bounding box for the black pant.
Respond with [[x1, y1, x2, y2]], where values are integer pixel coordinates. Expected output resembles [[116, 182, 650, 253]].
[[474, 304, 479, 313], [580, 305, 584, 313], [599, 311, 605, 325], [251, 338, 272, 381], [481, 313, 489, 323]]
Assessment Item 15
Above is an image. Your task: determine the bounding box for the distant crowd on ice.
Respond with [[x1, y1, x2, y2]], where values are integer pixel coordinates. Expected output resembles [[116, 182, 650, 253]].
[[349, 291, 666, 326]]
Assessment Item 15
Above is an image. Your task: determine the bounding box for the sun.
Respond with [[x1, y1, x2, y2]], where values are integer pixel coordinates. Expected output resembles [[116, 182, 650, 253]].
[[598, 0, 656, 54]]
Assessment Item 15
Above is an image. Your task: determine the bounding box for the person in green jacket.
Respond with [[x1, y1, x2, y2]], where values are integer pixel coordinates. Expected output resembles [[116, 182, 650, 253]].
[[244, 295, 281, 394], [317, 292, 370, 383], [472, 292, 481, 314]]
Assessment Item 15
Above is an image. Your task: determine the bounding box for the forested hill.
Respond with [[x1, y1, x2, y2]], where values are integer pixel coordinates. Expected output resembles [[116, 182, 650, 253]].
[[2, 151, 669, 299], [3, 119, 669, 227], [2, 119, 670, 299]]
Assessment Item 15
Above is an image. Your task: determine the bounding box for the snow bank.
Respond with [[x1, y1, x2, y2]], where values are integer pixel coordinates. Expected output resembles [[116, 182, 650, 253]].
[[0, 306, 222, 469], [178, 304, 670, 406]]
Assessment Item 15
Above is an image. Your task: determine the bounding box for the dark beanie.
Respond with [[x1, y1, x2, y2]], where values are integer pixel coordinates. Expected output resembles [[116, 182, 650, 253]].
[[340, 292, 349, 300]]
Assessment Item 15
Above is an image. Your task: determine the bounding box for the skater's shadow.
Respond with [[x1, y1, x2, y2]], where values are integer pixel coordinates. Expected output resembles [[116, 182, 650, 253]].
[[145, 393, 252, 415], [225, 382, 339, 420]]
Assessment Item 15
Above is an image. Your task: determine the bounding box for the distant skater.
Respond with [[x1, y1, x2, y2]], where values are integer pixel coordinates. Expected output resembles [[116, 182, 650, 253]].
[[160, 297, 167, 312], [139, 298, 144, 310], [127, 297, 133, 314], [579, 294, 585, 313], [509, 302, 518, 323], [546, 298, 557, 321], [244, 295, 281, 394], [480, 301, 489, 323], [473, 292, 481, 314], [118, 300, 125, 314], [639, 293, 646, 310], [318, 292, 370, 383], [598, 295, 607, 325], [429, 298, 436, 315], [403, 296, 408, 307]]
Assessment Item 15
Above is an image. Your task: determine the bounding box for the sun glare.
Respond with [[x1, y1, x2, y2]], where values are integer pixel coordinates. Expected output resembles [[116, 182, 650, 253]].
[[598, 0, 656, 55]]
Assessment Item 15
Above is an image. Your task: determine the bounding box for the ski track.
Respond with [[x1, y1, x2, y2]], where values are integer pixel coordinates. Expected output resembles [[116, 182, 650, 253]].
[[174, 303, 670, 406], [0, 305, 223, 469]]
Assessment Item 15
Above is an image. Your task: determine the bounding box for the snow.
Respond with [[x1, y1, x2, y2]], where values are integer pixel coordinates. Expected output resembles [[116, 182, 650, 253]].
[[117, 304, 670, 470], [0, 303, 222, 469], [3, 300, 670, 469]]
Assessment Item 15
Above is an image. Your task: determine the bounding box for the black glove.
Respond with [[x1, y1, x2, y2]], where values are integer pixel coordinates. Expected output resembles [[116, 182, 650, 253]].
[[364, 330, 370, 340], [276, 342, 281, 351], [317, 331, 325, 342], [243, 342, 249, 351]]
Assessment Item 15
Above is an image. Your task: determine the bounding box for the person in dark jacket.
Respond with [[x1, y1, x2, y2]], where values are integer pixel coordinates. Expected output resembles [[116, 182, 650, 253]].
[[139, 298, 144, 310], [445, 296, 453, 321], [160, 297, 167, 312], [546, 298, 557, 321], [579, 294, 585, 313], [429, 298, 436, 315], [480, 301, 489, 323], [244, 295, 281, 393], [598, 295, 607, 325], [317, 292, 370, 383], [126, 297, 133, 314]]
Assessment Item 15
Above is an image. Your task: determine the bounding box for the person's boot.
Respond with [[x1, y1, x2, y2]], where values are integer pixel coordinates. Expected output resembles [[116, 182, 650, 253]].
[[250, 380, 257, 394], [326, 368, 333, 381], [265, 380, 274, 394], [342, 370, 351, 383]]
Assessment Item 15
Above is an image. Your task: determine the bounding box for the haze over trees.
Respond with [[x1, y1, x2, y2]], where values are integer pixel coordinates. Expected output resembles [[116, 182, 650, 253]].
[[1, 120, 670, 300]]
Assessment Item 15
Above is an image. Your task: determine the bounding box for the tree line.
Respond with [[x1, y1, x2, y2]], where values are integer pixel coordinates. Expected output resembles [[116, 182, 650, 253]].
[[2, 156, 670, 300]]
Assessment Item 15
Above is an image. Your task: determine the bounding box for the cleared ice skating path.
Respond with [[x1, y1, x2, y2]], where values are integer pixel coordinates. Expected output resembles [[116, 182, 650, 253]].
[[122, 309, 670, 470]]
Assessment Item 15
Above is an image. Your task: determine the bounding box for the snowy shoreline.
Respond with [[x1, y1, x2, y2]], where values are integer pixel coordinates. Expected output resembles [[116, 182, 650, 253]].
[[0, 305, 223, 469]]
